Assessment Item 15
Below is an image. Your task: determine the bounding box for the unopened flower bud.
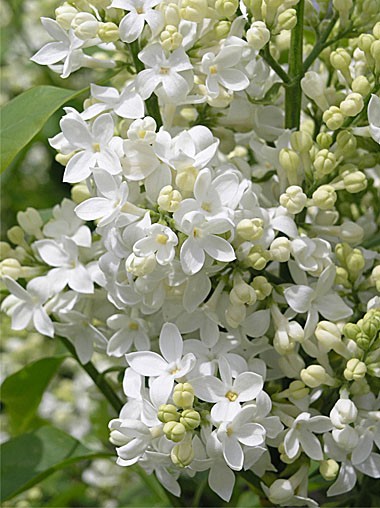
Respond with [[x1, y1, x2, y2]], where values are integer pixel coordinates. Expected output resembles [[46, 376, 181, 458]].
[[367, 362, 380, 377], [72, 12, 99, 40], [343, 322, 360, 340], [171, 442, 194, 467], [98, 22, 119, 42], [301, 365, 330, 388], [213, 20, 231, 39], [237, 218, 264, 241], [290, 131, 313, 153], [279, 148, 300, 184], [17, 208, 43, 236], [269, 237, 291, 262], [125, 253, 156, 276], [180, 409, 201, 430], [312, 185, 337, 210], [215, 0, 238, 17], [373, 21, 380, 39], [346, 248, 365, 276], [335, 267, 350, 287], [358, 33, 375, 53], [288, 380, 309, 400], [356, 332, 371, 350], [0, 258, 22, 279], [230, 279, 257, 305], [280, 185, 307, 214], [268, 479, 294, 505], [301, 72, 329, 111], [340, 93, 364, 117], [173, 383, 194, 409], [176, 167, 198, 193], [323, 106, 345, 130], [158, 404, 180, 423], [320, 459, 339, 481], [338, 222, 363, 244], [164, 3, 180, 25], [330, 48, 351, 71], [71, 183, 91, 203], [330, 398, 358, 428], [351, 76, 372, 96], [315, 321, 341, 349], [160, 25, 183, 51], [251, 276, 272, 300], [278, 442, 300, 463], [344, 358, 367, 381], [314, 150, 337, 176], [158, 185, 182, 212], [225, 303, 246, 328], [316, 132, 333, 149], [275, 8, 297, 32], [362, 314, 380, 338], [55, 3, 78, 29], [7, 226, 25, 246], [163, 421, 187, 442], [180, 0, 208, 22], [246, 21, 270, 50], [371, 40, 380, 70], [246, 246, 270, 270]]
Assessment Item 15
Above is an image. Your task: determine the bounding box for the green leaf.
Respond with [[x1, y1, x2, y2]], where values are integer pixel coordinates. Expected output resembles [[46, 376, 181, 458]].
[[1, 356, 66, 434], [0, 85, 85, 172], [0, 425, 112, 502]]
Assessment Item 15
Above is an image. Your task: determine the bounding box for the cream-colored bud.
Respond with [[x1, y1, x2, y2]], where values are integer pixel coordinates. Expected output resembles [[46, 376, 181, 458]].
[[72, 12, 99, 40], [320, 459, 339, 481], [230, 279, 257, 306], [338, 222, 363, 244], [225, 303, 246, 328], [251, 276, 272, 300], [160, 25, 183, 51], [333, 0, 352, 12], [312, 185, 337, 210], [346, 248, 365, 277], [0, 242, 12, 260], [236, 218, 264, 241], [336, 131, 357, 153], [215, 0, 238, 17], [335, 266, 350, 287], [323, 106, 345, 130], [268, 479, 294, 505], [125, 253, 156, 276], [340, 93, 364, 117], [301, 365, 329, 388], [279, 148, 300, 184], [301, 72, 329, 111], [157, 185, 182, 212], [98, 22, 119, 42], [0, 258, 22, 279], [315, 321, 341, 349], [171, 442, 194, 467], [180, 107, 198, 123], [164, 3, 180, 26], [344, 358, 367, 381], [246, 21, 270, 50], [246, 246, 270, 270], [370, 39, 380, 70], [176, 167, 198, 193], [288, 380, 309, 400], [278, 442, 300, 464], [262, 0, 283, 25], [180, 409, 201, 430], [71, 183, 91, 204], [279, 185, 307, 214], [373, 21, 380, 39], [330, 48, 351, 71], [163, 421, 187, 442], [269, 237, 291, 262], [275, 8, 297, 33], [180, 0, 208, 22], [213, 20, 231, 39], [316, 132, 333, 149], [158, 404, 180, 423], [313, 150, 337, 176], [7, 226, 25, 246], [290, 131, 313, 152], [55, 3, 78, 30], [358, 33, 375, 53], [17, 208, 43, 236], [173, 383, 194, 409], [351, 76, 372, 96]]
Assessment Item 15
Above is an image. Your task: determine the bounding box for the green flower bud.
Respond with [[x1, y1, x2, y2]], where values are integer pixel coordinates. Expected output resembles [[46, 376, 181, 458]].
[[344, 358, 367, 381], [7, 226, 25, 246], [335, 266, 350, 287], [279, 148, 300, 184], [275, 8, 297, 32], [358, 33, 375, 52], [356, 332, 371, 350], [158, 404, 180, 423], [351, 76, 372, 96], [246, 246, 270, 270], [313, 149, 337, 176], [336, 130, 357, 154], [312, 185, 337, 210], [0, 258, 22, 279], [373, 21, 380, 39], [251, 276, 272, 300], [98, 22, 119, 42], [343, 322, 360, 340], [180, 409, 201, 430], [17, 208, 43, 236], [55, 3, 78, 30], [323, 106, 345, 130], [330, 48, 351, 71], [366, 362, 380, 377], [163, 421, 187, 442], [317, 132, 333, 149], [320, 459, 340, 481], [230, 279, 257, 306], [171, 442, 194, 467], [362, 317, 380, 339], [340, 93, 364, 117], [290, 131, 313, 152], [346, 249, 365, 276], [215, 0, 239, 18], [71, 183, 91, 204], [173, 383, 194, 409], [288, 380, 309, 400]]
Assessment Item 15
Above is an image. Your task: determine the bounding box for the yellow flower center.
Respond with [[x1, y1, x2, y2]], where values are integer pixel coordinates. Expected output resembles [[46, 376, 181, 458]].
[[156, 233, 168, 245], [225, 390, 238, 402]]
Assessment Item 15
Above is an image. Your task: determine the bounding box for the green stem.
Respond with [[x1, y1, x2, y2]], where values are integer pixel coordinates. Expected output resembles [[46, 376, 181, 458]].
[[129, 41, 162, 128], [260, 46, 291, 84], [302, 14, 339, 73], [192, 477, 207, 507], [58, 336, 123, 414], [285, 0, 305, 129]]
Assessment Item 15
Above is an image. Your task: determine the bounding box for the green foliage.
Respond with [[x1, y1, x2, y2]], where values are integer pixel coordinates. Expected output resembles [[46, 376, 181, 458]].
[[0, 425, 112, 502], [0, 86, 85, 172], [1, 356, 66, 434]]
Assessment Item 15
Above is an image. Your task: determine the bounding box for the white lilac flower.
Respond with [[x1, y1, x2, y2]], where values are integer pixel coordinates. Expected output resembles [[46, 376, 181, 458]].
[[111, 0, 163, 43], [107, 313, 150, 356], [125, 323, 196, 406], [82, 83, 145, 120], [368, 94, 380, 144], [1, 276, 54, 337], [135, 44, 193, 101], [133, 224, 178, 265]]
